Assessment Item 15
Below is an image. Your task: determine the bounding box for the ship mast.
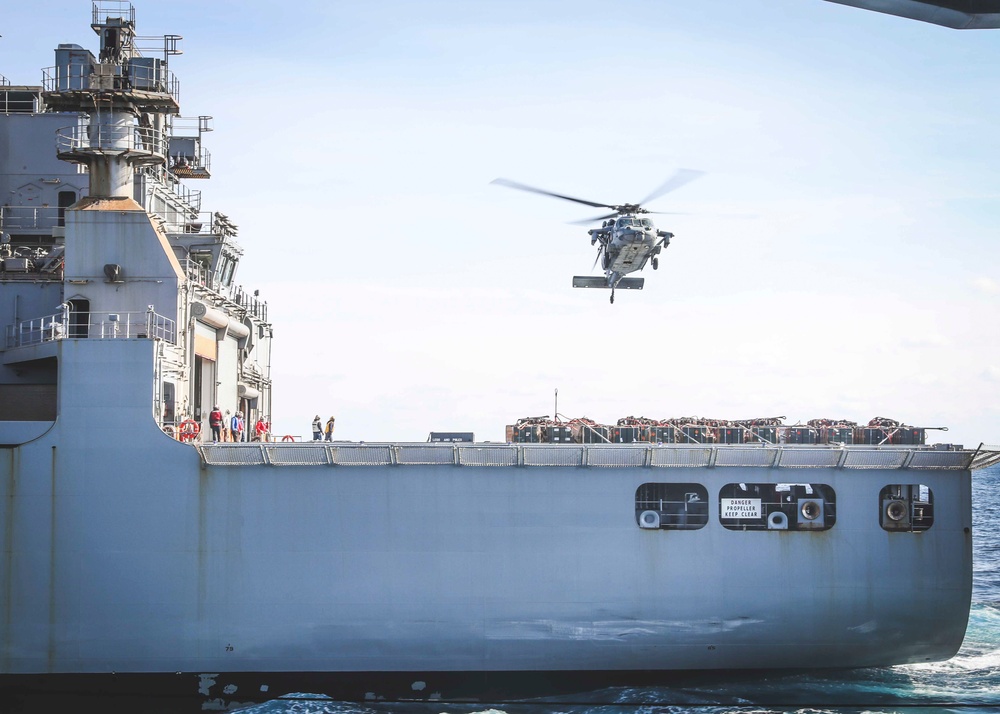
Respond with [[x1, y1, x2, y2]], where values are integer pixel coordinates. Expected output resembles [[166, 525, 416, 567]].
[[42, 2, 181, 198]]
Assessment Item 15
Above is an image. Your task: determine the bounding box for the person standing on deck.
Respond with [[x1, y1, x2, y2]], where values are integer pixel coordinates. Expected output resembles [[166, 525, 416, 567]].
[[255, 416, 269, 442], [312, 415, 323, 441], [324, 416, 336, 442], [231, 412, 245, 442], [209, 405, 223, 443]]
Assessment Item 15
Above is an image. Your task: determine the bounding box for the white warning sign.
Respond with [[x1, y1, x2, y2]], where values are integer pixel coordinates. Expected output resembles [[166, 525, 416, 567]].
[[721, 498, 762, 519]]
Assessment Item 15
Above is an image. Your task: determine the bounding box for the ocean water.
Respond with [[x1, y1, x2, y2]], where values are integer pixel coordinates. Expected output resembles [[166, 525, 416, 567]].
[[232, 465, 1000, 714]]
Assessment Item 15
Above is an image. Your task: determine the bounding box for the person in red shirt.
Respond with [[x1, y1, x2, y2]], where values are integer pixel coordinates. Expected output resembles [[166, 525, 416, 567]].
[[209, 405, 223, 443], [255, 416, 269, 442]]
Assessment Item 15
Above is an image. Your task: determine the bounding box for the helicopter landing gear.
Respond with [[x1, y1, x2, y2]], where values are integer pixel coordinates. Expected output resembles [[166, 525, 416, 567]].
[[652, 257, 659, 270], [610, 290, 615, 304]]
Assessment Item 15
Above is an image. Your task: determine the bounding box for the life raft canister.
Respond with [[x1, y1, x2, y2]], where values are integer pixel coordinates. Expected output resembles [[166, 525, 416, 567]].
[[179, 419, 201, 442]]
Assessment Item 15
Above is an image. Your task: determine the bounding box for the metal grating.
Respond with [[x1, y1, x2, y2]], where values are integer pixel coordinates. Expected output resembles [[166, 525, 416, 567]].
[[395, 445, 457, 465], [777, 449, 842, 468], [330, 445, 393, 466], [457, 446, 518, 467], [714, 448, 779, 468], [587, 446, 647, 467], [200, 444, 266, 465], [842, 449, 909, 469], [907, 450, 971, 470], [651, 447, 712, 468], [971, 447, 1000, 471], [265, 445, 331, 465], [196, 442, 978, 471], [523, 445, 584, 466]]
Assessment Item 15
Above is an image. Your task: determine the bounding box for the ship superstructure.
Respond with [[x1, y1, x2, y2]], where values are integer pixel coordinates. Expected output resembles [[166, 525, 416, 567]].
[[2, 4, 1000, 712], [0, 1, 271, 439]]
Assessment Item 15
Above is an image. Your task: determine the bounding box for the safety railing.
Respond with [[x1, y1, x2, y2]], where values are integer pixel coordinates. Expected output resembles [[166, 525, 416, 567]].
[[0, 206, 63, 231], [179, 258, 215, 289], [168, 116, 212, 177], [971, 444, 1000, 471], [179, 258, 267, 323], [169, 211, 240, 239], [137, 165, 203, 214], [42, 63, 179, 100], [93, 1, 135, 28], [195, 442, 984, 470], [56, 123, 167, 162], [5, 309, 176, 348], [168, 146, 211, 177], [0, 84, 39, 114]]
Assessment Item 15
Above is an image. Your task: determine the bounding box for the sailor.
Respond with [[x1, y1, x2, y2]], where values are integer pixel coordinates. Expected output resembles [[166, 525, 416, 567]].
[[324, 416, 336, 442], [231, 412, 245, 442], [255, 416, 269, 442], [209, 405, 223, 443], [312, 415, 323, 441]]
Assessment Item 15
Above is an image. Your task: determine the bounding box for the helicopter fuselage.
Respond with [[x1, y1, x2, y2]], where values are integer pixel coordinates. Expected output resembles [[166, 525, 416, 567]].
[[589, 215, 672, 285]]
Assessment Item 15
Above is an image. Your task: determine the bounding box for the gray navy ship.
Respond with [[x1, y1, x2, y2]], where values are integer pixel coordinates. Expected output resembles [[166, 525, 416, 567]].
[[2, 2, 1000, 710]]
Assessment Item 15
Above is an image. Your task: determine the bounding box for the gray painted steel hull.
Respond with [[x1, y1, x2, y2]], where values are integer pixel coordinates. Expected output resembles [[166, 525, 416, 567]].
[[0, 345, 974, 680]]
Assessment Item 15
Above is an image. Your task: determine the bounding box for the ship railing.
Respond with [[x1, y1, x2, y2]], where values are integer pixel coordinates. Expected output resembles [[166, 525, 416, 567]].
[[167, 116, 212, 178], [0, 206, 64, 231], [41, 63, 179, 101], [180, 258, 216, 290], [168, 145, 211, 178], [170, 211, 241, 240], [55, 123, 168, 163], [0, 84, 40, 114], [232, 285, 268, 322], [93, 1, 136, 29], [178, 259, 268, 322], [970, 444, 1000, 470], [137, 165, 203, 215], [5, 309, 176, 349], [194, 442, 979, 470]]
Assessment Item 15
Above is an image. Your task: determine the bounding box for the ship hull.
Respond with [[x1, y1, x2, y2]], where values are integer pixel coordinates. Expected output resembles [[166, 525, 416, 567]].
[[0, 665, 918, 711], [0, 343, 975, 705], [3, 462, 970, 672]]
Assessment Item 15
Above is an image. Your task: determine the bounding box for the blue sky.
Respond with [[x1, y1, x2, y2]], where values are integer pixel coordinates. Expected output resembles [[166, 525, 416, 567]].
[[4, 1, 1000, 445]]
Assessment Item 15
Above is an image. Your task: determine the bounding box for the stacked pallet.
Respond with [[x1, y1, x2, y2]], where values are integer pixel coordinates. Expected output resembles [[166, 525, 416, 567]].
[[505, 415, 926, 445]]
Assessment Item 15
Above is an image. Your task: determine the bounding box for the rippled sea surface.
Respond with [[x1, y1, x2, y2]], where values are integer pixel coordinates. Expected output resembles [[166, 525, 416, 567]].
[[235, 466, 1000, 714]]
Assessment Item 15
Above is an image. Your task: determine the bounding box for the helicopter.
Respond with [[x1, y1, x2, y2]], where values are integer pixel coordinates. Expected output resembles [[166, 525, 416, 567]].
[[492, 169, 703, 303]]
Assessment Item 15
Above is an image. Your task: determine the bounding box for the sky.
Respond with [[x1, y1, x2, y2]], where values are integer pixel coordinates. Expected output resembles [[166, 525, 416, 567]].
[[3, 1, 1000, 446]]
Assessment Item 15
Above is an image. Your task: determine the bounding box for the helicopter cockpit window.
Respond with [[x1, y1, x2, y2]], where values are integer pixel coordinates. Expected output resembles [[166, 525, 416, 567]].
[[640, 218, 653, 228], [617, 218, 634, 228]]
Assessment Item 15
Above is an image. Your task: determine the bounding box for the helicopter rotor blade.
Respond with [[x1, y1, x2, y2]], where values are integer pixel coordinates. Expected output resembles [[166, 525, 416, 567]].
[[491, 178, 615, 210], [638, 168, 704, 207], [567, 211, 620, 226], [649, 209, 757, 219]]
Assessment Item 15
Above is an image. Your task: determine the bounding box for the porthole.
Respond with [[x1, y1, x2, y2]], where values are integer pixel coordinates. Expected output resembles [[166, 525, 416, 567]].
[[635, 483, 708, 530], [879, 484, 933, 532]]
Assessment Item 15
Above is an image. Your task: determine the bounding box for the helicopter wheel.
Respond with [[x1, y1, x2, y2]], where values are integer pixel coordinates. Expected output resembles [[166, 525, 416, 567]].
[[652, 257, 659, 270]]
